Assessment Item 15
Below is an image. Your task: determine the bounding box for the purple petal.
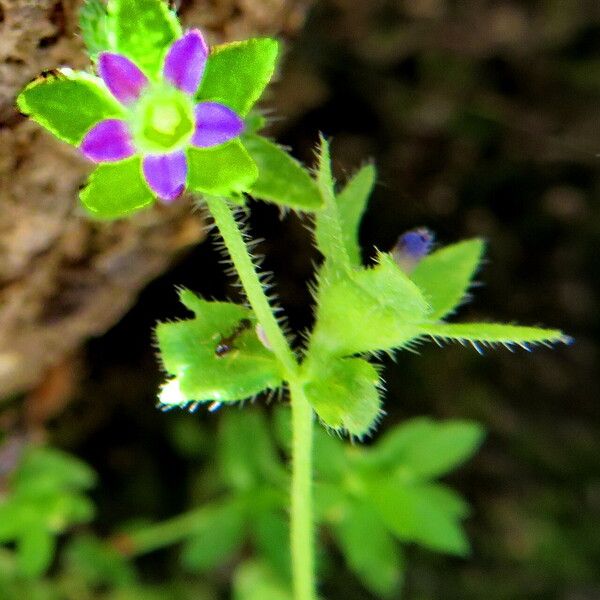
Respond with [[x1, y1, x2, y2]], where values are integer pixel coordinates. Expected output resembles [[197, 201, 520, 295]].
[[142, 151, 187, 203], [163, 30, 209, 95], [98, 53, 149, 104], [191, 102, 244, 148], [80, 119, 135, 163]]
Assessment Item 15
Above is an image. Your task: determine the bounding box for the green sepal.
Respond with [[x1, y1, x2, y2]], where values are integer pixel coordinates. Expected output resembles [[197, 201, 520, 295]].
[[197, 38, 279, 116], [359, 417, 485, 480], [16, 69, 125, 145], [411, 239, 485, 320], [312, 253, 429, 356], [367, 480, 471, 556], [80, 158, 155, 219], [304, 358, 382, 437], [419, 322, 570, 349], [108, 0, 181, 79], [243, 135, 323, 211], [187, 140, 259, 197], [79, 0, 111, 59], [336, 164, 377, 266], [156, 290, 284, 406], [333, 501, 403, 597]]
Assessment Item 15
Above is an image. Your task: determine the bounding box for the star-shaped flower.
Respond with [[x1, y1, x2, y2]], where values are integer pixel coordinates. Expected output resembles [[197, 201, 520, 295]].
[[80, 29, 244, 202]]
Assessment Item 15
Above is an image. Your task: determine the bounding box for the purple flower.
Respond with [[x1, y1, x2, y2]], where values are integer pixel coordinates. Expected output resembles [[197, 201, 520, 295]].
[[391, 227, 435, 273], [79, 30, 244, 203]]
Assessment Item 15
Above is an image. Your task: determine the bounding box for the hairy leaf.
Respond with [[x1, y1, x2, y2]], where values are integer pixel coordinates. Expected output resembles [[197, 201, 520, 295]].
[[156, 291, 283, 405], [17, 70, 125, 145], [304, 358, 382, 437], [411, 239, 484, 320], [79, 0, 112, 59], [198, 39, 279, 116], [336, 164, 377, 266], [243, 135, 323, 211]]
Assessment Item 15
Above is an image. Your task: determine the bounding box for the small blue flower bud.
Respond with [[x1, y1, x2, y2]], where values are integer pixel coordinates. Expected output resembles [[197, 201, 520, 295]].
[[391, 227, 435, 273]]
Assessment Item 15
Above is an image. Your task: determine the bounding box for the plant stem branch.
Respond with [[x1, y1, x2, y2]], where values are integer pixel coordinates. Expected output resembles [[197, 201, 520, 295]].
[[204, 196, 316, 600]]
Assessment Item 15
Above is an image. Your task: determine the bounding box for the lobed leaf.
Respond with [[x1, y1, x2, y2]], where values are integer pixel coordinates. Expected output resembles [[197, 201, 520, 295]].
[[80, 157, 155, 219], [198, 39, 279, 116], [367, 480, 471, 556], [419, 322, 570, 350], [411, 239, 484, 320], [243, 135, 323, 211], [187, 140, 259, 197], [17, 69, 125, 146], [311, 253, 429, 356], [108, 0, 181, 79], [156, 292, 284, 406], [333, 501, 404, 597], [336, 164, 377, 266], [304, 358, 382, 437], [361, 417, 485, 479], [252, 510, 291, 582]]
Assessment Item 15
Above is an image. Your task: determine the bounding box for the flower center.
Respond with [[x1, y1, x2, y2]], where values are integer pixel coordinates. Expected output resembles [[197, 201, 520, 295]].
[[132, 87, 194, 153]]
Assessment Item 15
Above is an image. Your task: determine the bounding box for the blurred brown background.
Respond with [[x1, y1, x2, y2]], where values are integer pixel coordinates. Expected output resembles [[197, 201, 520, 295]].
[[2, 0, 599, 598]]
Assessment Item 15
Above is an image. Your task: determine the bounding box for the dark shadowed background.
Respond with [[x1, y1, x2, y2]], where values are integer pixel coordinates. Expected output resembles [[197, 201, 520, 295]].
[[3, 1, 599, 598]]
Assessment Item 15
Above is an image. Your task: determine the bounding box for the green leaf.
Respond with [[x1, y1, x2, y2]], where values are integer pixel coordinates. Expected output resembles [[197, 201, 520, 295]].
[[156, 291, 283, 405], [367, 480, 471, 556], [313, 137, 350, 269], [79, 0, 111, 59], [17, 70, 125, 145], [80, 158, 155, 219], [218, 410, 286, 491], [233, 561, 292, 600], [187, 141, 258, 197], [333, 502, 404, 597], [243, 136, 323, 211], [418, 322, 570, 350], [313, 428, 348, 482], [252, 510, 290, 582], [17, 527, 55, 578], [108, 0, 181, 79], [363, 418, 485, 479], [312, 253, 429, 356], [182, 502, 245, 572], [304, 358, 382, 437], [197, 39, 279, 116], [411, 239, 484, 320], [336, 164, 376, 266]]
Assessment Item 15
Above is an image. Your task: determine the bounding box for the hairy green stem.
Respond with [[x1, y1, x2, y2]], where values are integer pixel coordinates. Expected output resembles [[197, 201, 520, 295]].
[[205, 195, 316, 600]]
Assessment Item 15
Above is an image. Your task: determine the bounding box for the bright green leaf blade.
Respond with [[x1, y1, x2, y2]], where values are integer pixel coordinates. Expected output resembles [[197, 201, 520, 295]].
[[304, 357, 382, 437], [80, 158, 155, 219], [362, 418, 484, 479], [312, 253, 428, 356], [333, 502, 403, 597], [79, 0, 112, 59], [419, 322, 571, 350], [218, 410, 286, 491], [187, 141, 258, 197], [411, 239, 484, 320], [156, 292, 283, 405], [197, 39, 279, 116], [233, 561, 292, 600], [368, 480, 471, 556], [243, 135, 323, 211], [313, 137, 350, 269], [108, 0, 181, 79], [252, 510, 291, 582], [336, 164, 376, 266], [17, 527, 55, 578], [182, 502, 245, 572], [17, 70, 125, 145]]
